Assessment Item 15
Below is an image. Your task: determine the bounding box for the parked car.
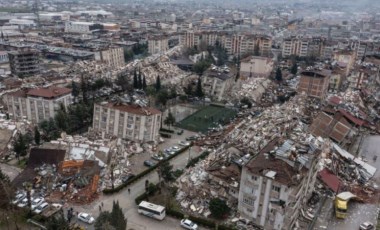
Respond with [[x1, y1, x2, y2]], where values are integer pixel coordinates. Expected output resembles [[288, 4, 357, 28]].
[[177, 129, 184, 135], [180, 219, 198, 230], [17, 198, 28, 208], [34, 202, 49, 214], [12, 193, 25, 204], [164, 148, 176, 155], [121, 174, 135, 183], [152, 154, 164, 161], [78, 212, 95, 224], [31, 197, 45, 210], [186, 136, 198, 141], [171, 146, 180, 151], [144, 160, 156, 167], [360, 222, 374, 230], [179, 141, 191, 146]]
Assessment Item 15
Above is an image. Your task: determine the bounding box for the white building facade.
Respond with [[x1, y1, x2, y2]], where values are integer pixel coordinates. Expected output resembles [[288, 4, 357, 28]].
[[3, 86, 73, 123], [93, 102, 162, 142]]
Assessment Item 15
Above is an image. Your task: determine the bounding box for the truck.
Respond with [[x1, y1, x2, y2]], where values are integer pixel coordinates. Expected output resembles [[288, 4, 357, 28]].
[[334, 192, 356, 219]]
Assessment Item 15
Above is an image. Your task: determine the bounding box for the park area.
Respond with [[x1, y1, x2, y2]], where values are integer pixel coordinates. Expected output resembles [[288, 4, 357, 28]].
[[177, 105, 237, 133]]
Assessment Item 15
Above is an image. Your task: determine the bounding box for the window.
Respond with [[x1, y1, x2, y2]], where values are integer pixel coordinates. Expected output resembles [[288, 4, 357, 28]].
[[251, 175, 258, 181], [272, 185, 280, 193]]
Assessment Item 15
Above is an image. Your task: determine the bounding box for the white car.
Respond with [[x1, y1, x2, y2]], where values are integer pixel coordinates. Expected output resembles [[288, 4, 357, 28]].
[[34, 202, 49, 214], [180, 219, 198, 230], [179, 141, 191, 146], [31, 197, 44, 210], [360, 222, 374, 230], [17, 198, 28, 208], [12, 193, 25, 204], [171, 146, 180, 151], [78, 212, 95, 224]]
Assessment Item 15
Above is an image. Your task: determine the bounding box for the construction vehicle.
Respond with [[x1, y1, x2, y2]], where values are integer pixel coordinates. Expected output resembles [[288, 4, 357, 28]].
[[335, 192, 356, 219]]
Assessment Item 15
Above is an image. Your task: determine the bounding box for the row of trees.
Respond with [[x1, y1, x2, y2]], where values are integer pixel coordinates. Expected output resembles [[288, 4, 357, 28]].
[[95, 201, 127, 230], [124, 43, 148, 62]]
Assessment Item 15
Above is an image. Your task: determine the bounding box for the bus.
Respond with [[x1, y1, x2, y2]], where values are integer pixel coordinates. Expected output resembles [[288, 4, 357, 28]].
[[137, 201, 166, 220]]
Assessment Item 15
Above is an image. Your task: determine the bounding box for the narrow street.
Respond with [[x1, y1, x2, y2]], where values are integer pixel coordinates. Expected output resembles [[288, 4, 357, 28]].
[[314, 136, 380, 230], [67, 130, 206, 230]]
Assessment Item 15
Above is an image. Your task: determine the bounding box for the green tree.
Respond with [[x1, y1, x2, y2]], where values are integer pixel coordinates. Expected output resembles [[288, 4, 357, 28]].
[[34, 126, 40, 145], [124, 49, 134, 62], [133, 69, 138, 89], [275, 67, 283, 82], [195, 77, 204, 98], [13, 134, 28, 160], [192, 60, 210, 77], [184, 83, 193, 96], [46, 215, 70, 230], [209, 198, 230, 219], [164, 111, 176, 130], [95, 201, 126, 230], [116, 73, 130, 91], [157, 89, 168, 107], [55, 104, 69, 132], [138, 71, 143, 89], [291, 62, 298, 75], [95, 211, 114, 230], [142, 75, 147, 90], [71, 81, 79, 99], [240, 97, 252, 108], [0, 168, 12, 209], [155, 75, 161, 92], [158, 161, 174, 182], [80, 74, 89, 104], [39, 118, 60, 141]]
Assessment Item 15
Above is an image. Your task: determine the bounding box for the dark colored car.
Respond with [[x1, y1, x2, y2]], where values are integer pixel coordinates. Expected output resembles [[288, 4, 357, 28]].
[[144, 160, 156, 167], [177, 129, 184, 135], [121, 174, 136, 183]]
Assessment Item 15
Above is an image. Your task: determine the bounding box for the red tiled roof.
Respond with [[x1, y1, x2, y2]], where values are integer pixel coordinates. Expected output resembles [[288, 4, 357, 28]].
[[329, 96, 341, 106], [318, 168, 341, 193], [338, 109, 365, 126], [100, 102, 161, 116], [27, 86, 72, 99], [7, 89, 28, 98]]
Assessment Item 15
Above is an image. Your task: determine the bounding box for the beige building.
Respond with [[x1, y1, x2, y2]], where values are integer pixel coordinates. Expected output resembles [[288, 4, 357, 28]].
[[297, 70, 331, 100], [95, 46, 125, 68], [202, 69, 235, 101], [179, 31, 272, 56], [240, 56, 274, 78], [148, 36, 169, 55], [333, 50, 356, 76], [93, 102, 161, 142], [238, 139, 320, 229], [3, 86, 73, 123]]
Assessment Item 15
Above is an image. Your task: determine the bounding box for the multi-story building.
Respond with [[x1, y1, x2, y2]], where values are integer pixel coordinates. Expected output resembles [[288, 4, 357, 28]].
[[238, 139, 320, 229], [202, 68, 235, 101], [333, 50, 356, 76], [148, 36, 169, 55], [0, 51, 8, 63], [240, 56, 274, 78], [179, 31, 272, 56], [92, 102, 161, 142], [64, 21, 102, 34], [297, 70, 331, 100], [8, 50, 40, 77], [95, 46, 125, 68], [3, 86, 73, 123]]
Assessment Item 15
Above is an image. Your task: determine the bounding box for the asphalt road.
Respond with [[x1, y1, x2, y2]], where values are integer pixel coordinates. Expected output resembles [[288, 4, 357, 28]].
[[322, 135, 380, 230], [67, 130, 206, 230]]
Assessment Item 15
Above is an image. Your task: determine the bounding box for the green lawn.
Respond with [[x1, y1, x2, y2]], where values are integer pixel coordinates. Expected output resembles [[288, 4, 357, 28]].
[[178, 105, 237, 133]]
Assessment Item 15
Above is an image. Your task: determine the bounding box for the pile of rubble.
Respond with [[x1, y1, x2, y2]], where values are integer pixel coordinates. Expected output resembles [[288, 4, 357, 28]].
[[230, 78, 273, 103]]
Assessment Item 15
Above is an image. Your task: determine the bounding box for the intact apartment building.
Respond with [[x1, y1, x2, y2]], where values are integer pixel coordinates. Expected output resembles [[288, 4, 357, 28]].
[[297, 70, 331, 100], [8, 50, 40, 77], [240, 56, 274, 78], [282, 36, 330, 58], [94, 46, 125, 68], [148, 36, 169, 55], [238, 139, 320, 229], [92, 102, 161, 142], [65, 21, 103, 34], [179, 31, 272, 56], [3, 86, 73, 123]]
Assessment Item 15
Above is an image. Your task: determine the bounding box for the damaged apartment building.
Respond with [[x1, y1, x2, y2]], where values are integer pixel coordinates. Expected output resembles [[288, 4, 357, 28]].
[[92, 101, 162, 142]]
